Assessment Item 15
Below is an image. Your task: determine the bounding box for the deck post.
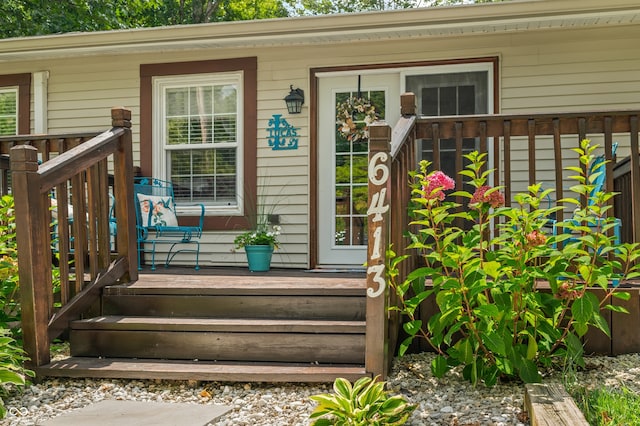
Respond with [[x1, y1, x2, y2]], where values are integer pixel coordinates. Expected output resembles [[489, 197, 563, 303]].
[[10, 145, 51, 368], [111, 107, 138, 282], [366, 122, 392, 378], [629, 116, 640, 242]]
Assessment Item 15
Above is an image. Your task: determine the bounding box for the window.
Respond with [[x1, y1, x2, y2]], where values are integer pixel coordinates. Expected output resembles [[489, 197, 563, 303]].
[[154, 73, 243, 214], [140, 58, 257, 231], [0, 87, 18, 135], [405, 65, 492, 183], [0, 74, 30, 135]]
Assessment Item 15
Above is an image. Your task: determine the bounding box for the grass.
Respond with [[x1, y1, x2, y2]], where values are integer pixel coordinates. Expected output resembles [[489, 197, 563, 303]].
[[571, 385, 640, 426]]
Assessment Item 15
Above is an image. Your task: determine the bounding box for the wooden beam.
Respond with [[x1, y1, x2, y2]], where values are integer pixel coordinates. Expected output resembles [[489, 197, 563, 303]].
[[48, 257, 129, 341], [10, 145, 52, 369], [366, 123, 392, 379], [525, 383, 588, 426]]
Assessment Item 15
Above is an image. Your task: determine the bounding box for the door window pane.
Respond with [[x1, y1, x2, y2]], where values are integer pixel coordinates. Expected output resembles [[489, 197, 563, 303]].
[[333, 89, 383, 247]]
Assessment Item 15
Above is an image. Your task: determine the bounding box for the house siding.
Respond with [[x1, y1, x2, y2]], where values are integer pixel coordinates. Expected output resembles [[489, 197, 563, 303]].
[[3, 12, 639, 268]]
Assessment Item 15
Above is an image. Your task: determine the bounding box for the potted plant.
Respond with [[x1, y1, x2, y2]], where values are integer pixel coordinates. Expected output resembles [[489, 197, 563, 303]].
[[233, 223, 281, 272]]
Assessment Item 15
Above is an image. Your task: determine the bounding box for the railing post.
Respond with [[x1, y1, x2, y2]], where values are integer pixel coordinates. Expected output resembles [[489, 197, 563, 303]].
[[111, 107, 138, 282], [400, 92, 416, 116], [629, 115, 640, 242], [10, 145, 51, 369], [366, 121, 392, 378]]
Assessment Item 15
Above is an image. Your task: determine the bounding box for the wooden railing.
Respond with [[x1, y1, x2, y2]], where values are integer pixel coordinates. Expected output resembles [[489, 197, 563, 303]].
[[8, 108, 138, 369], [365, 92, 640, 378], [0, 132, 100, 197]]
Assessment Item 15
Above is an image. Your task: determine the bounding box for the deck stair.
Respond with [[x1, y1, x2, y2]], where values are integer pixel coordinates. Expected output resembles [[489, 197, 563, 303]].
[[37, 269, 369, 382]]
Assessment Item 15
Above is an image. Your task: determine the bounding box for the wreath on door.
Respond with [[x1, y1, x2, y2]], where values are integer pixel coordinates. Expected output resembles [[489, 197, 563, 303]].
[[336, 97, 377, 142]]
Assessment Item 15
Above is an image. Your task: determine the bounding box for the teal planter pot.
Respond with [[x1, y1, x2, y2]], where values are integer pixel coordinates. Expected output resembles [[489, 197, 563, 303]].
[[244, 245, 274, 272]]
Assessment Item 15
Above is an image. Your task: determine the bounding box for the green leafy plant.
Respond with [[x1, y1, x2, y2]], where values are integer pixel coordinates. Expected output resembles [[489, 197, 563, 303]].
[[233, 224, 281, 249], [571, 385, 640, 425], [0, 195, 20, 332], [389, 139, 640, 386], [310, 376, 416, 425], [0, 328, 33, 419]]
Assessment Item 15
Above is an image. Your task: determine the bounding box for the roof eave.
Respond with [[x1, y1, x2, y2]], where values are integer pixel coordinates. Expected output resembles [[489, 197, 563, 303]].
[[0, 0, 638, 62]]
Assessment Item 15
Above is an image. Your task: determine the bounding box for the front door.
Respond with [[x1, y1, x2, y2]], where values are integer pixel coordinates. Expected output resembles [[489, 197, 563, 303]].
[[315, 64, 492, 267], [317, 74, 400, 267]]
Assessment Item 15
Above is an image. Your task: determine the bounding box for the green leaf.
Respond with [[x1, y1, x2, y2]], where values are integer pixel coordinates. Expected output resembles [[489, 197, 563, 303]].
[[483, 261, 501, 280], [0, 369, 24, 385], [431, 355, 449, 377], [398, 336, 414, 357], [403, 320, 422, 337], [333, 377, 353, 399], [518, 359, 541, 383], [590, 312, 611, 337], [573, 322, 589, 337], [456, 338, 475, 365], [571, 297, 594, 324], [611, 291, 631, 301], [604, 304, 630, 314], [481, 331, 506, 356], [526, 337, 538, 360]]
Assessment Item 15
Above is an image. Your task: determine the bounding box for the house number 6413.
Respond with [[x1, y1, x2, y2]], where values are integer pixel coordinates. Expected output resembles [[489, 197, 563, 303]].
[[367, 152, 389, 298]]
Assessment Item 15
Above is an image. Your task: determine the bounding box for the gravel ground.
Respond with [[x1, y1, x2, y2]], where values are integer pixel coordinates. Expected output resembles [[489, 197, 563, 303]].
[[3, 352, 640, 426]]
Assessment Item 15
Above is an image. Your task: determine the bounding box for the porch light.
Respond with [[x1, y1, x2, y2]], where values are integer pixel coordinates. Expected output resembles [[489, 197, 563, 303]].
[[284, 85, 304, 114]]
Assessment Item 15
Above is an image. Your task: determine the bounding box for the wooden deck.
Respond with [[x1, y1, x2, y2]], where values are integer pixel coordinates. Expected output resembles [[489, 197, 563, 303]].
[[130, 266, 366, 293], [38, 267, 370, 383]]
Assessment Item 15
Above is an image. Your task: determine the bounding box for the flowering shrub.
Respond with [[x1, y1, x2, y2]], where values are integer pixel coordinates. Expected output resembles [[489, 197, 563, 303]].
[[389, 139, 640, 386], [336, 97, 377, 142], [234, 224, 281, 249]]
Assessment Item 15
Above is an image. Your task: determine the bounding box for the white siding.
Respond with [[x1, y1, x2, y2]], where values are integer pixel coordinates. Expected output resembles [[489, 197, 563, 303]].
[[5, 20, 640, 268]]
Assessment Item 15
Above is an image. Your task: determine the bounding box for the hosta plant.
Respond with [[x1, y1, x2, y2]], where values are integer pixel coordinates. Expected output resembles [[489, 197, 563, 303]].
[[309, 376, 416, 425], [389, 139, 640, 386], [0, 328, 33, 418]]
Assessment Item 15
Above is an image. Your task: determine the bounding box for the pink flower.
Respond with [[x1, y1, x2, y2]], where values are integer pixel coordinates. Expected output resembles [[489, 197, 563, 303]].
[[526, 230, 547, 247], [470, 185, 505, 208], [422, 171, 455, 201]]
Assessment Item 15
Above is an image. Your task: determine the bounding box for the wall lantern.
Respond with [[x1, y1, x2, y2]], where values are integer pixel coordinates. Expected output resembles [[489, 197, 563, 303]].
[[284, 85, 304, 114]]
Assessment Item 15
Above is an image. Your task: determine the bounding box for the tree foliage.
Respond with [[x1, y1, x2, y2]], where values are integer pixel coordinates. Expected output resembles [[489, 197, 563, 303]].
[[0, 0, 288, 39], [0, 0, 504, 39], [285, 0, 504, 15]]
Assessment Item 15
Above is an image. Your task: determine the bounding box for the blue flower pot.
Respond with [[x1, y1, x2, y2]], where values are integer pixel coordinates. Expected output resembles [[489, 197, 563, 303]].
[[245, 245, 274, 272]]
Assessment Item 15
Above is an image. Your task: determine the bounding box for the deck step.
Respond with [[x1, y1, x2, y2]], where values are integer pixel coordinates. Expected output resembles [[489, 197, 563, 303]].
[[103, 273, 365, 296], [102, 294, 365, 320], [37, 357, 368, 383], [72, 316, 366, 333], [70, 316, 365, 364]]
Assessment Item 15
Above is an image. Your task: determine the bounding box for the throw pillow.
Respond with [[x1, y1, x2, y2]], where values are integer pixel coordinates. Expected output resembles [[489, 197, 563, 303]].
[[136, 193, 179, 227]]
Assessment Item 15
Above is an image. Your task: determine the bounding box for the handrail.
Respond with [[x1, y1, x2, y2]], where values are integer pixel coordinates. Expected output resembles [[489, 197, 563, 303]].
[[10, 108, 138, 370], [365, 92, 640, 379]]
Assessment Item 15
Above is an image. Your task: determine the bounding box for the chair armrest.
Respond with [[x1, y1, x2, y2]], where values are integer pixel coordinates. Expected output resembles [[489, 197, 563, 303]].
[[175, 203, 205, 230]]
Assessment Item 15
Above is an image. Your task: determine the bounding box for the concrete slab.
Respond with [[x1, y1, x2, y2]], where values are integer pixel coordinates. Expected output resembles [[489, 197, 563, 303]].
[[42, 400, 232, 426]]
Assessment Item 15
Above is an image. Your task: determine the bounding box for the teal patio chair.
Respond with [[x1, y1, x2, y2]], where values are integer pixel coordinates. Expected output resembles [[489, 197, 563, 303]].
[[134, 177, 205, 270], [551, 143, 622, 250]]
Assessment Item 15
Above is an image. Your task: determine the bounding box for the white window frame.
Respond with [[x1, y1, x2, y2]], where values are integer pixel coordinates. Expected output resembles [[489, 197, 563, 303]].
[[0, 86, 18, 136], [400, 62, 495, 181], [152, 72, 244, 216]]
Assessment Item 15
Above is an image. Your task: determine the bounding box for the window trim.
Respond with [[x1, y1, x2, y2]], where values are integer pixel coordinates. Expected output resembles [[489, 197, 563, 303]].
[[140, 58, 257, 231], [152, 72, 244, 216], [0, 73, 31, 135]]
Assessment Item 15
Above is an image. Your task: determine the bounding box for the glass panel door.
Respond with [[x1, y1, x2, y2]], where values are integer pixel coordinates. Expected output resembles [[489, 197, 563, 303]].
[[317, 74, 399, 267]]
